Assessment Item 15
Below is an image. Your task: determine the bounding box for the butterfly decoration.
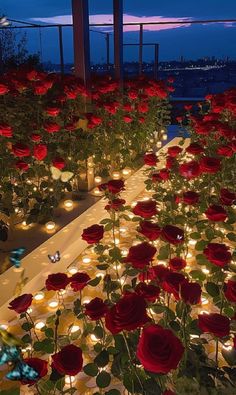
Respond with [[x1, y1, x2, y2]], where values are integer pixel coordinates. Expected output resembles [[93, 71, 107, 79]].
[[9, 247, 26, 268], [6, 360, 38, 381], [50, 166, 74, 183], [48, 250, 61, 263]]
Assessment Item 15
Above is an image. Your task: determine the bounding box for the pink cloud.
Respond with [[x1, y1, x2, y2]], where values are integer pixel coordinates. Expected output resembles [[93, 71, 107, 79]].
[[30, 14, 193, 32]]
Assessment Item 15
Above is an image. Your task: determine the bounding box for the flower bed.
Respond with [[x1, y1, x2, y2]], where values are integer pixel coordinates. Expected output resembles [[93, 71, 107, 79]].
[[0, 70, 171, 228], [0, 88, 235, 395]]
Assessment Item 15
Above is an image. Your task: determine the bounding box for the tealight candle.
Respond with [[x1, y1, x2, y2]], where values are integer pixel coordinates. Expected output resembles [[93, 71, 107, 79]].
[[45, 221, 56, 231], [82, 256, 91, 264], [65, 376, 76, 385], [35, 321, 46, 330], [122, 168, 131, 177], [64, 200, 73, 209], [90, 334, 99, 342], [68, 266, 78, 275], [94, 176, 102, 183], [70, 325, 80, 333], [48, 299, 59, 309], [0, 321, 8, 330], [112, 171, 120, 180], [34, 292, 45, 301]]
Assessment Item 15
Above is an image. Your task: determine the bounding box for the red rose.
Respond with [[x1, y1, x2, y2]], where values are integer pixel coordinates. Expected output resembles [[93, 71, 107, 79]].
[[160, 169, 171, 180], [33, 144, 47, 161], [44, 122, 60, 133], [91, 115, 102, 126], [151, 265, 170, 282], [166, 156, 176, 169], [123, 115, 133, 123], [138, 221, 161, 241], [15, 160, 29, 172], [128, 90, 138, 99], [31, 133, 41, 142], [0, 124, 13, 137], [22, 358, 48, 385], [0, 83, 9, 95], [135, 282, 160, 302], [84, 297, 108, 320], [105, 292, 150, 334], [161, 225, 184, 244], [199, 157, 221, 174], [12, 143, 30, 158], [205, 205, 227, 222], [82, 224, 104, 244], [137, 324, 184, 373], [167, 146, 182, 157], [144, 153, 157, 166], [8, 294, 33, 314], [224, 280, 236, 302], [181, 281, 201, 305], [69, 272, 90, 292], [162, 272, 186, 300], [183, 191, 199, 205], [123, 103, 132, 112], [169, 257, 186, 271], [45, 107, 60, 117], [45, 273, 69, 291], [52, 344, 83, 376], [163, 391, 176, 395], [34, 82, 49, 95], [52, 157, 65, 170], [186, 142, 204, 155], [139, 117, 145, 124], [198, 313, 230, 338], [133, 200, 157, 218], [138, 102, 149, 113], [220, 188, 236, 206], [217, 145, 234, 157], [179, 161, 201, 179], [107, 179, 125, 194], [106, 198, 126, 211], [204, 243, 231, 267], [124, 242, 156, 269]]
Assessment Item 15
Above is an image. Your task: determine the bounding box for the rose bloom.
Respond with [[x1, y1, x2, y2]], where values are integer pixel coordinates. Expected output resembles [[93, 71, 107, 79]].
[[52, 344, 83, 376], [91, 115, 102, 126], [123, 115, 133, 123], [82, 224, 104, 244], [205, 204, 227, 222], [169, 257, 186, 271], [161, 225, 184, 245], [167, 146, 182, 157], [180, 281, 202, 305], [106, 198, 126, 211], [135, 282, 160, 302], [45, 273, 69, 291], [138, 102, 149, 113], [144, 152, 158, 166], [162, 272, 186, 300], [160, 169, 170, 180], [183, 191, 199, 205], [138, 220, 161, 241], [133, 200, 157, 218], [105, 292, 150, 334], [199, 157, 221, 174], [69, 272, 90, 292], [220, 188, 236, 206], [44, 122, 60, 133], [217, 145, 234, 157], [165, 156, 176, 169], [151, 264, 170, 282], [124, 242, 156, 269], [107, 179, 125, 194], [128, 90, 138, 99], [123, 103, 132, 112], [163, 391, 176, 395], [139, 117, 145, 124], [15, 160, 29, 172], [31, 133, 41, 142], [198, 313, 230, 338], [0, 124, 13, 137], [203, 243, 231, 267], [186, 142, 204, 155], [179, 161, 201, 179], [52, 157, 65, 170], [0, 83, 9, 95], [33, 144, 47, 161], [224, 280, 236, 302], [137, 324, 184, 373], [34, 82, 49, 95], [12, 143, 30, 158], [84, 297, 108, 320], [45, 107, 60, 117], [8, 294, 33, 314], [22, 358, 48, 385]]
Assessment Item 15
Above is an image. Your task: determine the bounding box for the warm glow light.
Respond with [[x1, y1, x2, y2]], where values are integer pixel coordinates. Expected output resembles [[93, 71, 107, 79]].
[[82, 256, 91, 264], [35, 321, 46, 330], [65, 376, 75, 384], [68, 266, 78, 275], [189, 239, 197, 246], [121, 248, 128, 257], [201, 298, 209, 305], [94, 176, 102, 183], [0, 322, 8, 330], [90, 334, 99, 342], [70, 325, 80, 333], [64, 200, 73, 209], [45, 221, 56, 231], [187, 252, 193, 258], [112, 171, 120, 180], [202, 268, 210, 275], [156, 141, 162, 148], [120, 226, 128, 233], [34, 292, 45, 301], [162, 134, 168, 140], [27, 308, 33, 314], [48, 299, 59, 309]]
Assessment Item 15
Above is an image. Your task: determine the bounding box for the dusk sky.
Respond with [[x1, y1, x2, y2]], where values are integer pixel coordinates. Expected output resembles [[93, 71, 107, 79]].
[[0, 0, 236, 64]]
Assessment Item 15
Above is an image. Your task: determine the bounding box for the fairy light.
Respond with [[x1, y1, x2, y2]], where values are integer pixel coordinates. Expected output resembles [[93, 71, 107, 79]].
[[90, 334, 99, 342], [120, 226, 128, 234], [0, 321, 8, 330], [122, 168, 131, 177], [121, 248, 128, 257], [131, 201, 137, 208], [156, 141, 162, 148], [70, 325, 80, 333], [34, 292, 45, 301], [22, 220, 27, 227], [82, 297, 92, 304], [202, 268, 210, 275], [82, 256, 91, 264], [64, 200, 73, 209], [162, 134, 168, 141], [187, 252, 193, 259], [45, 221, 56, 231], [27, 307, 33, 314], [112, 171, 120, 180], [114, 238, 120, 245], [128, 213, 134, 219], [35, 321, 46, 330], [48, 299, 59, 309], [189, 239, 197, 246], [65, 376, 76, 385], [201, 298, 209, 306], [94, 176, 102, 183], [222, 341, 233, 351], [33, 187, 37, 192], [96, 272, 105, 279]]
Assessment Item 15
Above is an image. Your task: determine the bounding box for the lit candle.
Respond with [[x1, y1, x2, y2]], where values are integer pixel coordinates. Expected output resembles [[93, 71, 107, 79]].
[[48, 299, 59, 309], [64, 200, 73, 209], [34, 292, 45, 301], [70, 325, 80, 333], [68, 266, 78, 275], [82, 256, 91, 264], [162, 134, 168, 140], [156, 141, 162, 148], [94, 176, 102, 184], [122, 168, 131, 177], [35, 321, 46, 330], [45, 221, 56, 231], [112, 171, 120, 180]]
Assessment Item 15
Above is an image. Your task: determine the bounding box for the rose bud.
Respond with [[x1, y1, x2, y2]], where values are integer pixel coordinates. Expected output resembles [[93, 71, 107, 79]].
[[205, 205, 227, 222], [105, 292, 150, 334], [69, 272, 90, 292], [224, 280, 236, 303], [107, 179, 125, 194], [52, 157, 65, 170], [84, 297, 108, 320], [82, 224, 104, 244], [186, 142, 204, 155], [15, 160, 29, 172], [203, 243, 231, 267], [162, 272, 186, 300], [33, 144, 47, 161], [43, 122, 60, 133], [179, 161, 201, 179], [135, 282, 160, 302], [198, 313, 230, 338], [220, 188, 236, 206], [137, 324, 184, 373], [167, 146, 182, 158], [12, 143, 30, 158], [183, 191, 199, 205], [45, 273, 69, 291], [199, 157, 221, 174], [144, 153, 158, 166], [0, 124, 13, 137], [8, 294, 33, 314]]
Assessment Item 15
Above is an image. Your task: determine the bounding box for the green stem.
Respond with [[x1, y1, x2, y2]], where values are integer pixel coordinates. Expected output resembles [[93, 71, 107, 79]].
[[122, 332, 144, 394]]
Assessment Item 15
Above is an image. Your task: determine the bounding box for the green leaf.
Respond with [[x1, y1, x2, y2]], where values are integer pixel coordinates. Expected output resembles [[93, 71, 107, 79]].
[[195, 240, 208, 251], [96, 264, 109, 270], [223, 306, 235, 318], [196, 253, 209, 265], [143, 378, 161, 395], [88, 276, 102, 286], [21, 322, 33, 331], [157, 244, 170, 260], [0, 389, 20, 395], [189, 232, 201, 240], [21, 334, 31, 344], [205, 228, 215, 241], [105, 390, 121, 395], [189, 269, 206, 282], [45, 328, 54, 338], [93, 325, 104, 340], [205, 282, 220, 297], [226, 232, 236, 242], [104, 222, 113, 231], [94, 349, 109, 367], [96, 371, 111, 388], [83, 363, 98, 377]]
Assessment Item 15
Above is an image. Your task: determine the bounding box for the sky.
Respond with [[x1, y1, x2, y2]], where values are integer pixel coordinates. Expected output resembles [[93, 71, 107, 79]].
[[0, 0, 236, 64]]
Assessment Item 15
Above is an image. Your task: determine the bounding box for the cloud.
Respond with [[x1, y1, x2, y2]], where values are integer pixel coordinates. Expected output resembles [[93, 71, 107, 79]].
[[30, 14, 193, 32]]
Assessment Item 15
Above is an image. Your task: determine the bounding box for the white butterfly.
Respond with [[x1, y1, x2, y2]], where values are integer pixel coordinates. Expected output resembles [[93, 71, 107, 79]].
[[50, 166, 74, 183], [48, 250, 61, 263]]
